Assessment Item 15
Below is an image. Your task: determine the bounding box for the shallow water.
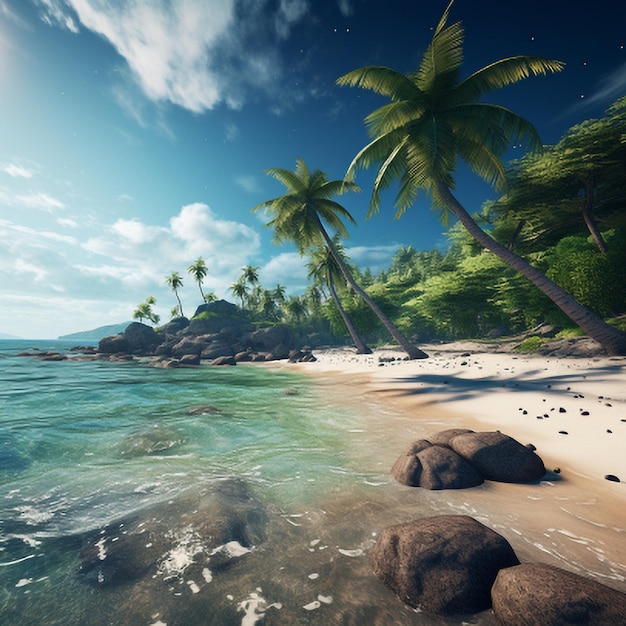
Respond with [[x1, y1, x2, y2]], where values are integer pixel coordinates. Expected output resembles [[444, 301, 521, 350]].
[[0, 341, 624, 625]]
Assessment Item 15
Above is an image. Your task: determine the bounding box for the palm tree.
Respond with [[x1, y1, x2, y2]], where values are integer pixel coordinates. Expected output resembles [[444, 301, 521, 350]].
[[188, 257, 208, 302], [165, 271, 184, 318], [252, 157, 427, 359], [133, 296, 160, 325], [308, 239, 372, 354], [241, 265, 260, 289], [285, 295, 308, 324], [337, 0, 626, 355], [230, 280, 249, 309]]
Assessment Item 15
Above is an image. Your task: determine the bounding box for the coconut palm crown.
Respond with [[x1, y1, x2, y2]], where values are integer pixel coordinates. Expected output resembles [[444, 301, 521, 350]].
[[337, 0, 626, 355]]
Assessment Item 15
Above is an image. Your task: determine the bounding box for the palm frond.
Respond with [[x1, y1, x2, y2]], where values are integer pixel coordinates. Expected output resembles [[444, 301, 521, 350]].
[[416, 16, 464, 93], [456, 56, 565, 102], [364, 99, 427, 137], [337, 66, 421, 101], [264, 167, 306, 194]]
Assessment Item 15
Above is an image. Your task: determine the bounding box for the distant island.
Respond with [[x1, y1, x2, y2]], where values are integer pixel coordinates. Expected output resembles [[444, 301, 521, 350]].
[[58, 322, 133, 342], [0, 332, 22, 339]]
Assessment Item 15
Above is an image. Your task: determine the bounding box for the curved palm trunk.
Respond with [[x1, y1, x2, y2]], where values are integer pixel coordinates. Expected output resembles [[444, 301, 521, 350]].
[[326, 269, 372, 354], [436, 181, 626, 356], [197, 282, 206, 302], [581, 175, 608, 256], [174, 290, 184, 318], [318, 221, 428, 359]]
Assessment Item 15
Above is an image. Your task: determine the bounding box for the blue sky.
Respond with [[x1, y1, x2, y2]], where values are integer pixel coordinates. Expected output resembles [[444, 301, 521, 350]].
[[0, 0, 624, 338]]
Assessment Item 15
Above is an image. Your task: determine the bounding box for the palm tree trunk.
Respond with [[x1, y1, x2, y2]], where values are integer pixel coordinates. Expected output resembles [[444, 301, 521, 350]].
[[318, 221, 428, 359], [327, 270, 373, 354], [175, 291, 184, 318], [581, 175, 608, 256], [436, 180, 626, 356]]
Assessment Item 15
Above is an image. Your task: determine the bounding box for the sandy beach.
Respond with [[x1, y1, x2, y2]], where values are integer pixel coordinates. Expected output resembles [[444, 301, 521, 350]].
[[283, 341, 626, 595]]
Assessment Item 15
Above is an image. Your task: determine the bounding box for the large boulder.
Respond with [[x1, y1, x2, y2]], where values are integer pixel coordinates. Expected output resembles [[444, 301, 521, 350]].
[[170, 336, 207, 357], [193, 299, 238, 317], [248, 325, 297, 354], [449, 431, 546, 483], [158, 316, 189, 335], [371, 515, 519, 615], [429, 428, 474, 447], [123, 322, 163, 355], [391, 440, 484, 490], [491, 563, 626, 625], [98, 333, 129, 354]]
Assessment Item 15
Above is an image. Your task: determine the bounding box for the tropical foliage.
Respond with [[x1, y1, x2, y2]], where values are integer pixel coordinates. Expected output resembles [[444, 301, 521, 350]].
[[337, 0, 626, 354]]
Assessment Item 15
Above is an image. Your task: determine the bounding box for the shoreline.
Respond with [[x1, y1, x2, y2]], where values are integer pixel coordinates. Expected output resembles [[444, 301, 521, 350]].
[[277, 342, 626, 593]]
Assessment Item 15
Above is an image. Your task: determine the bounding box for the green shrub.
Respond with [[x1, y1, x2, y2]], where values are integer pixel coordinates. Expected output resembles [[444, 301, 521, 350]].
[[515, 336, 545, 353]]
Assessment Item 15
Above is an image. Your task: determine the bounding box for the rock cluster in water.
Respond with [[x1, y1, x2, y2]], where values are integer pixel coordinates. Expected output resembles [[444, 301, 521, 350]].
[[97, 300, 318, 366]]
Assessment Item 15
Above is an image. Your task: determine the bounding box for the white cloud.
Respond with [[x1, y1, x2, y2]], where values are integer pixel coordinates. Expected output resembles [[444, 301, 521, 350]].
[[15, 191, 65, 212], [234, 174, 262, 194], [275, 0, 309, 39], [36, 0, 315, 115], [337, 0, 354, 17], [259, 251, 309, 292], [3, 163, 34, 178], [346, 244, 401, 273]]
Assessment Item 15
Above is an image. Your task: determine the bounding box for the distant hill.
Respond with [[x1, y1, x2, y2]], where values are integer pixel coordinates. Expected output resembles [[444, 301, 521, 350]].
[[0, 332, 22, 339], [58, 322, 133, 342]]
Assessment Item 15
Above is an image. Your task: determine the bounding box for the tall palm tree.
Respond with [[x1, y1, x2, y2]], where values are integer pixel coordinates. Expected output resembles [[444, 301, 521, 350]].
[[308, 240, 372, 354], [337, 0, 626, 355], [188, 257, 208, 302], [252, 157, 427, 359], [165, 271, 184, 318], [241, 265, 260, 289], [230, 280, 249, 308]]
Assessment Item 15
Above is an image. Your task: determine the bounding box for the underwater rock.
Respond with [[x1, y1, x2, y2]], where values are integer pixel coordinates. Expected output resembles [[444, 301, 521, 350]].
[[117, 425, 184, 457], [77, 479, 268, 588]]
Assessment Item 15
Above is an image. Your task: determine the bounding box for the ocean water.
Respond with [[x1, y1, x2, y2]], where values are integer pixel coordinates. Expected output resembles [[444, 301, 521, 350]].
[[1, 341, 624, 626], [0, 340, 457, 625]]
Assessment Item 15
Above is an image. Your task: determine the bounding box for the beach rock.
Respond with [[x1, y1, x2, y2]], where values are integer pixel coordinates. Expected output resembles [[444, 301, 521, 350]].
[[98, 333, 129, 354], [193, 299, 238, 318], [123, 322, 163, 355], [179, 353, 201, 366], [429, 428, 475, 447], [371, 515, 519, 615], [201, 341, 235, 360], [491, 563, 626, 625], [391, 440, 484, 489], [249, 325, 297, 353], [78, 479, 267, 588], [234, 350, 254, 362], [158, 316, 189, 335], [170, 336, 206, 357], [212, 355, 236, 366], [449, 431, 546, 483]]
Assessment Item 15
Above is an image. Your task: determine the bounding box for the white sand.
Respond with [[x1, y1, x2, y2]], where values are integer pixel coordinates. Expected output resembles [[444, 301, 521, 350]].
[[295, 343, 626, 487], [273, 342, 626, 593]]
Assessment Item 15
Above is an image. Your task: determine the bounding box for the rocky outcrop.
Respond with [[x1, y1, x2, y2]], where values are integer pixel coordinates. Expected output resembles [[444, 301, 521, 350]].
[[96, 300, 312, 365], [371, 515, 519, 616], [392, 429, 546, 490], [491, 563, 626, 625]]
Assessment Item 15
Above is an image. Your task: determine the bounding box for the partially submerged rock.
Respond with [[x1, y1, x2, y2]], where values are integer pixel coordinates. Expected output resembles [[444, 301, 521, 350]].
[[371, 515, 519, 615], [491, 562, 626, 625]]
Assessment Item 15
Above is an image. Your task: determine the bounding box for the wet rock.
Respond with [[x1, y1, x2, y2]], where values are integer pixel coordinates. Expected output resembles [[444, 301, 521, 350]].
[[77, 479, 267, 588], [212, 355, 236, 366], [201, 341, 234, 360], [117, 425, 183, 457], [171, 336, 206, 357], [371, 515, 519, 615], [179, 353, 201, 366], [186, 405, 223, 415], [491, 563, 626, 625], [123, 322, 163, 355], [449, 431, 546, 483], [391, 440, 483, 490], [98, 333, 129, 354]]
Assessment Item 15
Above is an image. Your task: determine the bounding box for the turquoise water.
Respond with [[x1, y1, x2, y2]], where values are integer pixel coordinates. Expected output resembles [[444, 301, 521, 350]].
[[1, 340, 465, 626]]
